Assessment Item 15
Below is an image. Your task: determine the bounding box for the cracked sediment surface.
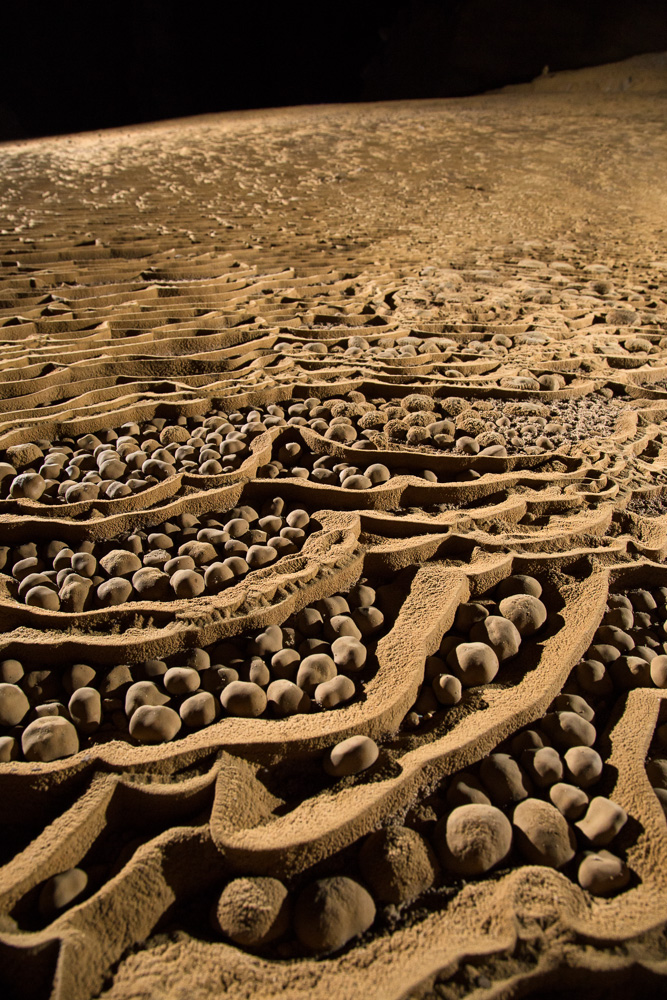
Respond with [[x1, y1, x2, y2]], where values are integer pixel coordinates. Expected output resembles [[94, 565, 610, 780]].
[[0, 53, 667, 1000]]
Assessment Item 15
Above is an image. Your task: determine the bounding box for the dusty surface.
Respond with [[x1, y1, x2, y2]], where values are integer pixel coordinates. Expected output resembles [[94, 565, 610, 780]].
[[0, 53, 667, 1000]]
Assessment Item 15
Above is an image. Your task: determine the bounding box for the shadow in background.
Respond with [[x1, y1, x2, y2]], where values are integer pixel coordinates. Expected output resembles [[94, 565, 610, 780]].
[[2, 0, 666, 141]]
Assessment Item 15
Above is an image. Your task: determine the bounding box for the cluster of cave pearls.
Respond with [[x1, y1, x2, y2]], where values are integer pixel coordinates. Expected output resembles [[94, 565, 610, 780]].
[[1, 70, 667, 1000]]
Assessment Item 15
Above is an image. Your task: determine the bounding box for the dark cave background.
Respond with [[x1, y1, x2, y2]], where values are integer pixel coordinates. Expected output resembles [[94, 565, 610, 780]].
[[2, 0, 666, 141]]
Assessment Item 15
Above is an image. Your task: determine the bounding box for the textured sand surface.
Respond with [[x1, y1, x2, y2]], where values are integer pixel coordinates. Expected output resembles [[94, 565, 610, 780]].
[[1, 53, 667, 1000]]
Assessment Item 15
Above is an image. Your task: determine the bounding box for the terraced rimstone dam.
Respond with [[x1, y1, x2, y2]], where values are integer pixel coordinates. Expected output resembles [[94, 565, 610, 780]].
[[1, 52, 667, 1000]]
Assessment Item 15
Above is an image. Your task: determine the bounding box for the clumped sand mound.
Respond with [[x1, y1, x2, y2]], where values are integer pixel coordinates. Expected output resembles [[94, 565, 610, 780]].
[[0, 57, 667, 1000], [504, 50, 667, 95]]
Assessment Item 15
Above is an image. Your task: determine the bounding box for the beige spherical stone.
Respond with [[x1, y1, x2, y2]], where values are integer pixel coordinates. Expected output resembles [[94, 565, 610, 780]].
[[479, 753, 532, 808], [454, 601, 489, 632], [38, 868, 88, 917], [498, 594, 547, 636], [21, 716, 79, 762], [295, 607, 323, 637], [513, 798, 576, 868], [496, 574, 542, 600], [331, 636, 366, 672], [549, 782, 589, 821], [7, 442, 44, 468], [248, 625, 283, 657], [296, 653, 337, 694], [179, 691, 217, 728], [58, 576, 92, 613], [550, 693, 595, 722], [585, 644, 620, 666], [520, 747, 563, 788], [160, 425, 190, 445], [170, 569, 205, 598], [324, 615, 362, 642], [364, 463, 391, 485], [214, 877, 290, 946], [541, 711, 597, 749], [578, 850, 630, 896], [246, 544, 278, 569], [267, 679, 311, 716], [650, 655, 667, 688], [564, 746, 603, 789], [446, 772, 491, 808], [317, 595, 350, 618], [0, 659, 24, 684], [604, 606, 634, 631], [243, 657, 270, 686], [71, 552, 97, 577], [314, 674, 355, 709], [62, 663, 96, 694], [68, 687, 102, 733], [294, 876, 375, 953], [434, 804, 512, 876], [0, 682, 30, 726], [125, 680, 169, 717], [469, 616, 521, 661], [270, 648, 301, 681], [66, 482, 100, 503], [432, 673, 463, 705], [323, 734, 379, 777], [128, 704, 181, 743], [204, 562, 234, 591], [178, 540, 218, 565], [0, 461, 16, 483], [220, 680, 267, 717], [10, 472, 47, 500], [594, 625, 634, 653], [163, 666, 200, 696], [131, 567, 171, 600], [13, 556, 43, 581], [359, 826, 439, 904], [0, 736, 19, 761], [446, 641, 499, 686], [352, 606, 385, 637], [627, 588, 656, 612], [575, 797, 628, 847], [510, 729, 545, 755], [286, 508, 309, 529], [609, 655, 652, 689], [101, 663, 133, 699], [344, 474, 372, 490], [100, 549, 142, 577], [19, 572, 53, 601], [97, 577, 133, 606], [25, 586, 60, 611], [575, 659, 614, 697]]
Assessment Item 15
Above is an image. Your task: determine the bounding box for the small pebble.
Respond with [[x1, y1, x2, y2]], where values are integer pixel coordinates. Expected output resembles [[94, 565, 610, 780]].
[[323, 734, 379, 777], [434, 803, 512, 876], [128, 705, 182, 743], [575, 796, 628, 846], [513, 798, 576, 868], [578, 850, 630, 896], [294, 877, 375, 953], [214, 877, 290, 946]]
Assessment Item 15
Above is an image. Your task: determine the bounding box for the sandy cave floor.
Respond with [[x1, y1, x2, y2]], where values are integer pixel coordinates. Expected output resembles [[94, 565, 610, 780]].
[[0, 52, 667, 1000]]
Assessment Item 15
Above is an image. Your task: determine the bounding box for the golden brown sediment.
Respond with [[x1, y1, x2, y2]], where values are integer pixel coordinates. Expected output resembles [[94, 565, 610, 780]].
[[0, 53, 666, 1000]]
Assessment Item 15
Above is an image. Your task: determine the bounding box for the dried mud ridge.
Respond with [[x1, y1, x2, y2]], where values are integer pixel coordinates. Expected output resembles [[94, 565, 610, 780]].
[[1, 54, 667, 1000]]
